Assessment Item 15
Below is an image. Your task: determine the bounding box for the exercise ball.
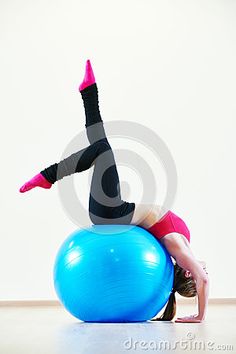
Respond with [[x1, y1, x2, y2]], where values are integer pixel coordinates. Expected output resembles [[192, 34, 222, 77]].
[[53, 225, 174, 322]]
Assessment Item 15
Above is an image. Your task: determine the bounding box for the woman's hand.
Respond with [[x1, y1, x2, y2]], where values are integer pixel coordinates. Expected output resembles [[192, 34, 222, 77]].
[[175, 314, 203, 323], [173, 247, 209, 322]]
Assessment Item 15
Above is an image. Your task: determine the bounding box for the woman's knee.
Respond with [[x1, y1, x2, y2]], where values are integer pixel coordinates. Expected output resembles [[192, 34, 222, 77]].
[[93, 139, 111, 153]]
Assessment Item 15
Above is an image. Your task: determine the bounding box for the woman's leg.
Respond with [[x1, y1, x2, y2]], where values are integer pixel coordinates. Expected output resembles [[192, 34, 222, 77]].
[[20, 60, 135, 224], [80, 83, 107, 144], [78, 60, 135, 224], [79, 68, 167, 227], [79, 60, 107, 145], [28, 134, 134, 224], [19, 61, 106, 194], [36, 134, 135, 224], [39, 140, 111, 184], [88, 138, 135, 225]]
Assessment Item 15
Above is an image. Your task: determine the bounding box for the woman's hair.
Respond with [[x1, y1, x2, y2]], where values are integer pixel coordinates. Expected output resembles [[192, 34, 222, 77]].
[[153, 263, 197, 321]]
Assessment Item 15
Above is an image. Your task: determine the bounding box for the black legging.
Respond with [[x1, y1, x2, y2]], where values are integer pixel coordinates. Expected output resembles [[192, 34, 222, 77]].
[[41, 83, 135, 224]]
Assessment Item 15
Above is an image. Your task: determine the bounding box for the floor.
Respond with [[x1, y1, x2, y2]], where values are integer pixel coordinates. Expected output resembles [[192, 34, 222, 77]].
[[0, 303, 235, 354]]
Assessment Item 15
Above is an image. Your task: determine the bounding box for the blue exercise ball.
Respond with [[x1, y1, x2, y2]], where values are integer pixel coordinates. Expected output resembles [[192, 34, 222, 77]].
[[53, 225, 174, 322]]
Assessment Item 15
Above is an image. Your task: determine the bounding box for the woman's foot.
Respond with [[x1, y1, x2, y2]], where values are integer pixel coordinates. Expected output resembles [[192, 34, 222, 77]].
[[19, 173, 52, 193], [79, 59, 96, 92]]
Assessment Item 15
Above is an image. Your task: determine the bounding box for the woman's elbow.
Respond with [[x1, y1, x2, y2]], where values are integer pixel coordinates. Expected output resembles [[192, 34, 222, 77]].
[[203, 276, 209, 286], [196, 273, 209, 286]]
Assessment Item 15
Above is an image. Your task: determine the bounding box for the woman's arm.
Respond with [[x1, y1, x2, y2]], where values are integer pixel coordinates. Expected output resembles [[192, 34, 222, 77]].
[[174, 249, 209, 322], [162, 237, 209, 323]]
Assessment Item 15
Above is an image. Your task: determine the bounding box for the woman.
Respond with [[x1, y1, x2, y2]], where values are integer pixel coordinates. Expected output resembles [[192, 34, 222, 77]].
[[20, 60, 209, 323]]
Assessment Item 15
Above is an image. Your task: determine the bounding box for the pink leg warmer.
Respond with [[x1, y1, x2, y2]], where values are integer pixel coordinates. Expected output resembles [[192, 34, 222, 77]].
[[79, 59, 96, 92], [19, 173, 52, 193]]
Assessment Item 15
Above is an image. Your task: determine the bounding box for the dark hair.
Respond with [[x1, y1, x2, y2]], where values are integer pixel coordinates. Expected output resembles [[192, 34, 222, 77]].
[[152, 263, 197, 321]]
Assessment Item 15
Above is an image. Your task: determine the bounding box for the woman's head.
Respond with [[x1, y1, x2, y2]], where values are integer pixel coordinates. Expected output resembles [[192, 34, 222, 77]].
[[153, 263, 197, 321]]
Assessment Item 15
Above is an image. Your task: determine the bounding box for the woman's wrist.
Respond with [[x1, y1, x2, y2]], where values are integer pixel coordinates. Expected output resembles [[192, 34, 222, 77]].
[[196, 313, 206, 321]]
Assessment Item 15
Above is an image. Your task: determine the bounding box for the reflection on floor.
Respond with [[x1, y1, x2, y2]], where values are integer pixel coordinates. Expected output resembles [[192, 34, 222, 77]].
[[0, 303, 235, 354]]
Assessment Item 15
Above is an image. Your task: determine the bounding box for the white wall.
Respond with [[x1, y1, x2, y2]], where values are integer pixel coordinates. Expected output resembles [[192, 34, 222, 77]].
[[0, 0, 235, 300]]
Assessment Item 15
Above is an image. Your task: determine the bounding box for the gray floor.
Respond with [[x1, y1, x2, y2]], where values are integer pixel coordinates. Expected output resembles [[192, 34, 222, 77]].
[[0, 303, 235, 354]]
